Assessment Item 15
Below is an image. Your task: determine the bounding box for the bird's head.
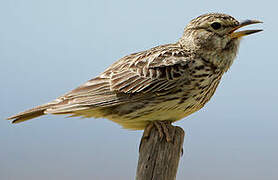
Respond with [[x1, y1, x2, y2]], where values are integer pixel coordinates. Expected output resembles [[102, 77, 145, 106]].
[[179, 13, 262, 71]]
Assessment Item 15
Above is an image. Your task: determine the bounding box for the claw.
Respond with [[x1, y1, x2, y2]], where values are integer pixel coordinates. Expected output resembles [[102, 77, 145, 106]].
[[153, 121, 164, 141], [142, 122, 154, 139], [142, 121, 174, 142]]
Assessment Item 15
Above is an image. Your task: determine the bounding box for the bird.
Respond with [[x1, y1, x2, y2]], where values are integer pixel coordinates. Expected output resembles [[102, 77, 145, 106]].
[[7, 13, 262, 141]]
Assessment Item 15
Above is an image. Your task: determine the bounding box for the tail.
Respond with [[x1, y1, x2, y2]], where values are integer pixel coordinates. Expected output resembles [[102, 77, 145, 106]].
[[6, 104, 53, 124]]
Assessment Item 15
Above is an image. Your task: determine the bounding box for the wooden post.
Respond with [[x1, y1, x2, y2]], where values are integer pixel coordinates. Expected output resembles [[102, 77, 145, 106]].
[[136, 124, 185, 180]]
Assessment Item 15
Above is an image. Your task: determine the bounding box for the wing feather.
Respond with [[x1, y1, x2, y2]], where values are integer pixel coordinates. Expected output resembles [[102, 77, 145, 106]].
[[45, 43, 193, 114]]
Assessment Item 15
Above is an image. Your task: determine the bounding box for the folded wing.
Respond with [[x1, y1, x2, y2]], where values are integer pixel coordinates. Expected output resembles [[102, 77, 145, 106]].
[[7, 44, 193, 122]]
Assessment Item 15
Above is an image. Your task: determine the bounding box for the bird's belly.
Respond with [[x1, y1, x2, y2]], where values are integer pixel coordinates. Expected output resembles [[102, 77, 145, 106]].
[[102, 93, 206, 130], [101, 103, 184, 130]]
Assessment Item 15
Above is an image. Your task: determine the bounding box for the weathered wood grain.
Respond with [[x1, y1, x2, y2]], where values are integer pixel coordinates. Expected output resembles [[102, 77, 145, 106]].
[[136, 124, 185, 180]]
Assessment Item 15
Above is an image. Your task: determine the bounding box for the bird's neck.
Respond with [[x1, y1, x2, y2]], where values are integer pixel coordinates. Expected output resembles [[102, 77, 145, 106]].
[[178, 38, 241, 72]]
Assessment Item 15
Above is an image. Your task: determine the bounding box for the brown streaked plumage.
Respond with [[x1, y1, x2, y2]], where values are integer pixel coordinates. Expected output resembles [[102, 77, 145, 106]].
[[7, 13, 262, 130]]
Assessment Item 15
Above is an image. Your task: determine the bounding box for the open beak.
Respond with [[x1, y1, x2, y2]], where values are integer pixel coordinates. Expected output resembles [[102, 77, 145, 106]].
[[230, 20, 263, 38]]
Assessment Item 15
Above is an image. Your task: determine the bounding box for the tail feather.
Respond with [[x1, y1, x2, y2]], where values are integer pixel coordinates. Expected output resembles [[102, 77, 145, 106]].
[[7, 104, 52, 123]]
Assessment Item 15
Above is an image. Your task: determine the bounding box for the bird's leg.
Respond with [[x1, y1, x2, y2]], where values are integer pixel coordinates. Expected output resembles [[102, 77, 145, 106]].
[[159, 121, 173, 142], [142, 120, 173, 142], [153, 121, 165, 140], [139, 121, 175, 151], [142, 122, 154, 139]]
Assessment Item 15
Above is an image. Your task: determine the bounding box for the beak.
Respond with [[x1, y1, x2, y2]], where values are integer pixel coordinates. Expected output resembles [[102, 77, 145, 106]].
[[230, 20, 263, 38]]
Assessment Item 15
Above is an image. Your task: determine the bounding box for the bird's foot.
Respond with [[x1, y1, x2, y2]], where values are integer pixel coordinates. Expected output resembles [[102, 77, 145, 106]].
[[142, 121, 174, 142]]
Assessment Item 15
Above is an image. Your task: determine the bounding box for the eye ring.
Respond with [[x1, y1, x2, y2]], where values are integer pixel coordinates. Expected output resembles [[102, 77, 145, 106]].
[[210, 22, 222, 30]]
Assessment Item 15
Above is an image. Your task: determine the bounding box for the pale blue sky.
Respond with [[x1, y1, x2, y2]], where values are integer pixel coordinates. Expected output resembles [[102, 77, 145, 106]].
[[1, 0, 277, 179]]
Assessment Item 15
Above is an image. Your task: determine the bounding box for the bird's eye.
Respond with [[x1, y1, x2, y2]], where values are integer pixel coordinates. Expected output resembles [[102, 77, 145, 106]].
[[210, 22, 222, 30]]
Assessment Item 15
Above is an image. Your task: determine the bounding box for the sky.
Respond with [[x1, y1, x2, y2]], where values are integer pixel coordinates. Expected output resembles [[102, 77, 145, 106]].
[[0, 0, 277, 179]]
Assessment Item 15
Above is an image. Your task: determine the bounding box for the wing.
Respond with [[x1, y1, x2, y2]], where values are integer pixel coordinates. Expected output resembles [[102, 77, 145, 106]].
[[45, 44, 194, 114], [108, 45, 192, 94], [7, 43, 194, 123]]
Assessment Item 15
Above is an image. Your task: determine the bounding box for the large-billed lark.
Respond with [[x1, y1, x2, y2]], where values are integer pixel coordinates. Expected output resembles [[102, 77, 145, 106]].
[[7, 13, 262, 139]]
